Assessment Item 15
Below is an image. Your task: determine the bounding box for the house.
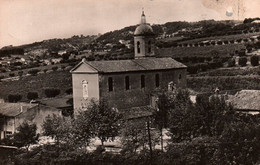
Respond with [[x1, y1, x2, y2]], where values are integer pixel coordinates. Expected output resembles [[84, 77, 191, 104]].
[[0, 103, 61, 139], [71, 11, 187, 111], [228, 90, 260, 115]]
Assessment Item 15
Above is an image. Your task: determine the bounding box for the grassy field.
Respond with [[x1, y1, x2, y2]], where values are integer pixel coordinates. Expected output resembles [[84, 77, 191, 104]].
[[158, 44, 245, 58], [0, 70, 72, 101], [161, 32, 260, 44], [187, 76, 260, 93], [178, 32, 260, 44], [193, 66, 260, 77]]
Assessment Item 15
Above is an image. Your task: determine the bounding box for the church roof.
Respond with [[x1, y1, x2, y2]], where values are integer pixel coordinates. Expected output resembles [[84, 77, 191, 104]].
[[70, 58, 187, 74]]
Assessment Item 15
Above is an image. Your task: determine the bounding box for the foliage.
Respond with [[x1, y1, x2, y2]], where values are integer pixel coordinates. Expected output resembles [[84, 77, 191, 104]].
[[238, 57, 247, 66], [120, 119, 160, 154], [84, 99, 122, 146], [44, 88, 60, 98], [52, 66, 58, 71], [28, 69, 40, 76], [65, 88, 72, 94], [27, 92, 38, 100], [251, 55, 259, 66], [8, 94, 22, 102], [227, 58, 236, 67], [9, 73, 15, 77], [13, 122, 39, 150]]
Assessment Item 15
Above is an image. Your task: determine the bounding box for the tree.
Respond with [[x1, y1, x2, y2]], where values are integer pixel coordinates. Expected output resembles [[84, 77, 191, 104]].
[[238, 57, 247, 66], [28, 69, 39, 76], [52, 66, 58, 71], [85, 99, 122, 146], [44, 88, 60, 98], [27, 92, 38, 100], [153, 92, 171, 151], [8, 94, 22, 103], [227, 58, 236, 67], [251, 55, 259, 66], [13, 121, 39, 151]]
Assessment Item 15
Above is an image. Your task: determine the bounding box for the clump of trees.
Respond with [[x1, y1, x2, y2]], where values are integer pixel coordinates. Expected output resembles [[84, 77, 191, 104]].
[[251, 55, 259, 66], [239, 57, 247, 66], [8, 94, 22, 103], [27, 92, 38, 100], [44, 89, 60, 98], [4, 90, 260, 165]]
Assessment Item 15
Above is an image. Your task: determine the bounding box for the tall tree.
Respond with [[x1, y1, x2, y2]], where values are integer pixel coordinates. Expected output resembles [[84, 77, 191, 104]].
[[13, 121, 39, 151], [85, 99, 122, 146]]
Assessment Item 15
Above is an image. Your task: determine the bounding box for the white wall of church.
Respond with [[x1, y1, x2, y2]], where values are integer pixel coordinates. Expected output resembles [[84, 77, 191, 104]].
[[72, 73, 100, 111]]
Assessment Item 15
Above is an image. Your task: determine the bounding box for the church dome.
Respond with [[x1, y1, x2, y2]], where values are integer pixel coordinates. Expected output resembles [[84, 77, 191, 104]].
[[134, 11, 154, 36], [134, 24, 154, 36]]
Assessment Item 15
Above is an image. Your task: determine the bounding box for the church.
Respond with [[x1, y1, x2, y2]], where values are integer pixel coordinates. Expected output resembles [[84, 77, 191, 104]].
[[70, 12, 187, 111]]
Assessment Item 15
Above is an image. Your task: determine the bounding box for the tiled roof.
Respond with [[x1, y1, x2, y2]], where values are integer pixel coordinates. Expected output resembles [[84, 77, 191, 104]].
[[122, 106, 155, 119], [0, 103, 37, 117], [75, 57, 186, 73], [228, 90, 260, 110], [39, 97, 72, 108]]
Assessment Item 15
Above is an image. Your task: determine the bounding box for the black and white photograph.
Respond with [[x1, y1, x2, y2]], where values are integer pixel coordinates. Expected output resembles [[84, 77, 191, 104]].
[[0, 0, 260, 164]]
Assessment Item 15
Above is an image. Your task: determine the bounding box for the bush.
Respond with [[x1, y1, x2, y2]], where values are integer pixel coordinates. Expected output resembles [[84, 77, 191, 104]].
[[28, 69, 39, 76], [187, 65, 199, 74], [9, 73, 15, 77], [52, 66, 58, 71], [227, 58, 236, 67], [27, 92, 38, 100], [251, 56, 259, 66], [65, 88, 73, 94], [44, 89, 60, 98], [18, 71, 23, 76], [238, 57, 247, 66], [8, 94, 22, 103]]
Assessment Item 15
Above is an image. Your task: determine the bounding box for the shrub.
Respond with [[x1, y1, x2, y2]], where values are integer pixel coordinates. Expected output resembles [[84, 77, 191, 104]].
[[251, 56, 259, 66], [18, 71, 23, 76], [238, 57, 247, 66], [28, 69, 39, 76], [44, 89, 60, 98], [0, 75, 4, 80], [27, 92, 38, 100], [187, 65, 199, 74], [9, 73, 15, 77], [217, 41, 223, 45], [52, 66, 58, 71], [65, 88, 73, 95], [8, 94, 22, 103], [227, 58, 236, 67], [43, 69, 48, 73]]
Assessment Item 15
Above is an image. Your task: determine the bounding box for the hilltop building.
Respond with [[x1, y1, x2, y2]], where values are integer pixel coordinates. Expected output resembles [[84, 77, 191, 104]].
[[71, 12, 187, 111]]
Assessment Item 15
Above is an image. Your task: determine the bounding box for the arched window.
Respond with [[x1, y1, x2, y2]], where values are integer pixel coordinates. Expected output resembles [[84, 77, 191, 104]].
[[141, 75, 145, 88], [108, 77, 113, 92], [137, 41, 141, 54], [155, 74, 159, 87], [148, 41, 151, 53], [82, 80, 88, 99], [125, 76, 130, 90], [179, 74, 182, 80]]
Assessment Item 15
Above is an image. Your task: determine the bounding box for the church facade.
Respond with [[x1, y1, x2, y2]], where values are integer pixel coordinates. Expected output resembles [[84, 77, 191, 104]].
[[71, 12, 187, 111]]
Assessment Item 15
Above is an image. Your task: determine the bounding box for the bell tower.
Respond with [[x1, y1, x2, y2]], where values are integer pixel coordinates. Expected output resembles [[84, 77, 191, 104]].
[[134, 11, 155, 59]]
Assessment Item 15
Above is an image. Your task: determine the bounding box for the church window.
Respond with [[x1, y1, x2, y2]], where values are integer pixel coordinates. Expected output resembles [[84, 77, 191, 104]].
[[137, 41, 141, 53], [179, 74, 182, 80], [148, 41, 151, 53], [125, 76, 130, 90], [108, 77, 113, 92], [155, 74, 160, 87], [82, 80, 88, 99], [141, 75, 145, 88]]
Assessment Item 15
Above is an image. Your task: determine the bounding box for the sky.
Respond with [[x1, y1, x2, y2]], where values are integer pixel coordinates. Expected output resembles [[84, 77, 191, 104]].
[[0, 0, 259, 48]]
